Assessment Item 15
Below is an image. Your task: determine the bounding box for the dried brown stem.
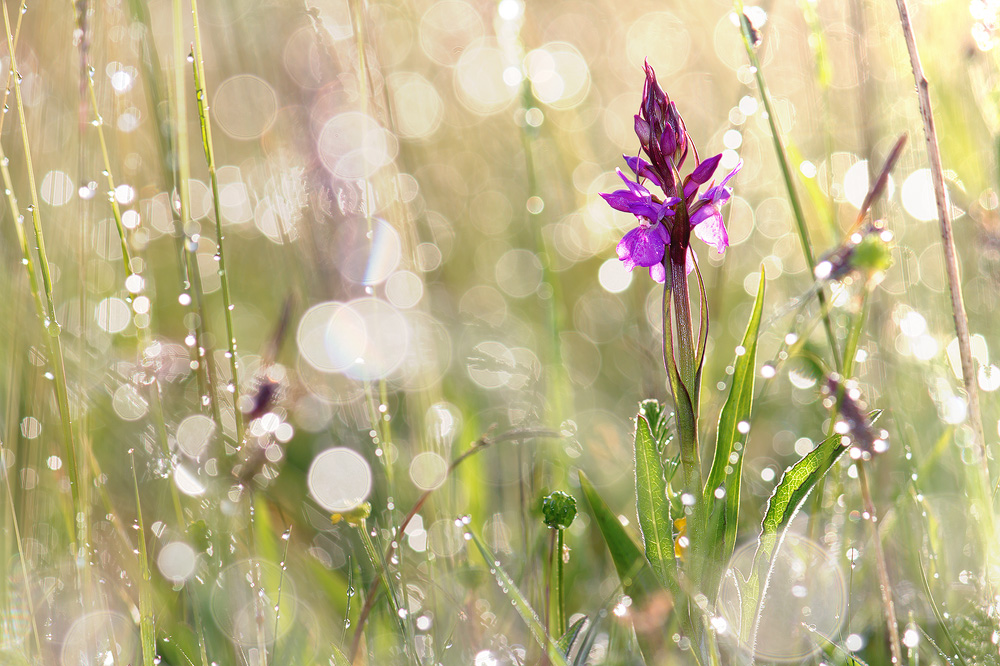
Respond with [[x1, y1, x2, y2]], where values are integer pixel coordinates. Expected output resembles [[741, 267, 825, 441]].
[[892, 0, 988, 476], [857, 463, 902, 665]]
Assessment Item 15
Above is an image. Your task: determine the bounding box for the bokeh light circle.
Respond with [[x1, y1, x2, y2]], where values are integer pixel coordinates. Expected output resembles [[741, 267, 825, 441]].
[[317, 112, 397, 179], [96, 297, 131, 333], [176, 414, 216, 458], [211, 559, 296, 647], [419, 0, 483, 66], [627, 13, 690, 74], [334, 218, 401, 286], [41, 170, 74, 206], [385, 270, 424, 309], [718, 533, 846, 661], [307, 447, 372, 512], [598, 258, 632, 293], [157, 541, 198, 583], [61, 611, 137, 666], [455, 40, 517, 114], [213, 75, 278, 140], [524, 42, 591, 109], [389, 72, 443, 139], [409, 451, 448, 490]]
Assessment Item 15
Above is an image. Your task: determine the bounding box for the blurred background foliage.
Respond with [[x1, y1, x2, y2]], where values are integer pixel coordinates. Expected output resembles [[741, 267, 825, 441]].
[[0, 0, 999, 664]]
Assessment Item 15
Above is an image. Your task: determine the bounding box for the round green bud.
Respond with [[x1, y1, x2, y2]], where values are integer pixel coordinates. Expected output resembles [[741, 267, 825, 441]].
[[542, 491, 577, 530]]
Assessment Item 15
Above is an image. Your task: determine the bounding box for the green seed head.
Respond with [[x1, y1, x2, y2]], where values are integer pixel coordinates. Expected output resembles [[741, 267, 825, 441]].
[[542, 491, 577, 529]]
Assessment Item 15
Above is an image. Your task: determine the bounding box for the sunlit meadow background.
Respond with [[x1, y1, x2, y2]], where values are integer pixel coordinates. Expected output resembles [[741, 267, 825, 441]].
[[1, 0, 999, 664]]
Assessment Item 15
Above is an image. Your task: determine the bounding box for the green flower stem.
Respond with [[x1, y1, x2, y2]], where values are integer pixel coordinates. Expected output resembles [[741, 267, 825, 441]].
[[191, 0, 243, 440], [664, 206, 703, 547], [550, 527, 565, 635]]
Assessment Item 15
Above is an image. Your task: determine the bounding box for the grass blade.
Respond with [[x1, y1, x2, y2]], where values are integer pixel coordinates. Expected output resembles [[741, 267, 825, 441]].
[[556, 615, 588, 658], [468, 531, 569, 666], [130, 452, 156, 666]]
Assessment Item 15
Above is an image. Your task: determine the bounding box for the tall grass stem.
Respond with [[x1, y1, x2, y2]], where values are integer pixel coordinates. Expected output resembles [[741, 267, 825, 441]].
[[2, 0, 85, 543], [733, 1, 841, 373], [191, 0, 243, 439]]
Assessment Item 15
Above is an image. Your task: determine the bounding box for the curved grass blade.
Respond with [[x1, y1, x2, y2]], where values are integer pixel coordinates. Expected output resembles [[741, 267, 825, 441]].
[[578, 472, 661, 601], [741, 411, 881, 657], [130, 453, 156, 666], [468, 531, 569, 666], [701, 271, 765, 596], [579, 471, 666, 665], [634, 411, 678, 595], [556, 615, 588, 658]]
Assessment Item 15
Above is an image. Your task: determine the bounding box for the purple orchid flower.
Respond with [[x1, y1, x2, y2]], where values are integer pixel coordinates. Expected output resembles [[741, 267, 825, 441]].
[[599, 62, 742, 282]]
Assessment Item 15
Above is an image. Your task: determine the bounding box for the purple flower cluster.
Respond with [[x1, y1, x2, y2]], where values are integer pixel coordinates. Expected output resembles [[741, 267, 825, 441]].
[[601, 62, 742, 282]]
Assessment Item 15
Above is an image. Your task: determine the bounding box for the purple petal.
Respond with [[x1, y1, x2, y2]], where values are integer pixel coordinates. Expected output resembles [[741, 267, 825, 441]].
[[634, 115, 651, 145], [683, 179, 701, 201], [659, 130, 676, 159], [617, 224, 666, 268], [719, 160, 743, 190], [616, 168, 649, 198], [689, 154, 722, 185], [692, 209, 729, 254], [624, 155, 662, 189], [599, 190, 639, 213]]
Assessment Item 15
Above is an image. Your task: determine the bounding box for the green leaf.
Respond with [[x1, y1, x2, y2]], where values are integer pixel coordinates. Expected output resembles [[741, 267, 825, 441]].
[[330, 643, 352, 666], [636, 399, 674, 453], [633, 411, 678, 594], [579, 471, 665, 665], [556, 615, 588, 658], [701, 270, 765, 597], [740, 411, 880, 642], [468, 532, 569, 666]]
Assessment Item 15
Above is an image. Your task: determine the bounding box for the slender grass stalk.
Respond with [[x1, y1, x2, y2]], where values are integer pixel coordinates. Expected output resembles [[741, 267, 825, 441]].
[[890, 0, 990, 484], [2, 0, 85, 545], [348, 428, 561, 662], [171, 0, 222, 433], [733, 1, 841, 373], [190, 0, 243, 439], [77, 36, 191, 533], [83, 73, 133, 276], [2, 300, 42, 662], [130, 452, 157, 666], [271, 526, 292, 663]]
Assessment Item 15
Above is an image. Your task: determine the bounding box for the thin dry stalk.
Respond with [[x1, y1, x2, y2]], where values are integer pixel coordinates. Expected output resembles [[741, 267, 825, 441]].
[[857, 463, 902, 665], [892, 0, 988, 475]]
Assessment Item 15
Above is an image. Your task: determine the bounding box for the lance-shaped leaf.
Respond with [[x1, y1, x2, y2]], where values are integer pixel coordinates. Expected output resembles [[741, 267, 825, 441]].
[[634, 410, 679, 594], [701, 271, 765, 596]]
